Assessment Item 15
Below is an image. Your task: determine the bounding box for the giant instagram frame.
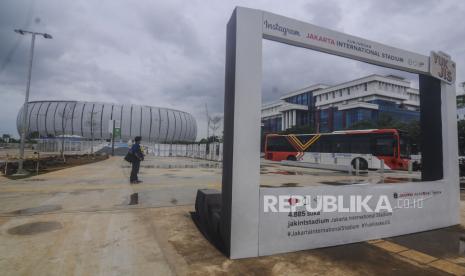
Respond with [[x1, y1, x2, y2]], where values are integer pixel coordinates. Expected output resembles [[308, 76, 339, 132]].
[[221, 7, 459, 259]]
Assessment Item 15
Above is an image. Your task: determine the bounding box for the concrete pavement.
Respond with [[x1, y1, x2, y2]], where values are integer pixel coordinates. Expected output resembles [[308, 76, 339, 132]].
[[0, 156, 463, 275]]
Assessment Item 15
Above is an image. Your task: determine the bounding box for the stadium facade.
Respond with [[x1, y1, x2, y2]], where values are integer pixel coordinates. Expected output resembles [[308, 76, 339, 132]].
[[17, 101, 197, 142]]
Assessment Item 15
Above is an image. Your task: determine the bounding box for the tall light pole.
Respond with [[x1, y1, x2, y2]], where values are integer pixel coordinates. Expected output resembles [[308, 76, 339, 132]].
[[205, 103, 210, 140], [14, 29, 53, 175]]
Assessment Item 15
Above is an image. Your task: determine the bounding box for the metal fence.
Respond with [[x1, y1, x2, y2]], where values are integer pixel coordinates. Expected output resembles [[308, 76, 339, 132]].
[[34, 139, 223, 161], [36, 139, 107, 154], [145, 143, 223, 161]]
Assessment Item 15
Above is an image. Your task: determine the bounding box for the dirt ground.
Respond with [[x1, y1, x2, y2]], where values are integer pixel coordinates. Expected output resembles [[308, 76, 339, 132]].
[[0, 154, 108, 178]]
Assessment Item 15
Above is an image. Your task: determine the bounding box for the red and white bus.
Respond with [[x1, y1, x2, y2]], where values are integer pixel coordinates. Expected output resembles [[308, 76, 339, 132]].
[[264, 129, 411, 170]]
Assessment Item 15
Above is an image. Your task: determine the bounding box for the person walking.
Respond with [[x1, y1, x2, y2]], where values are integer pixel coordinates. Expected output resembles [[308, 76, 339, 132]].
[[129, 136, 144, 184]]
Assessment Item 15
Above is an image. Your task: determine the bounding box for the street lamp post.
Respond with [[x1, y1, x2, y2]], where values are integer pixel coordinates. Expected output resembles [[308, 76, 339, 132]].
[[14, 29, 52, 175]]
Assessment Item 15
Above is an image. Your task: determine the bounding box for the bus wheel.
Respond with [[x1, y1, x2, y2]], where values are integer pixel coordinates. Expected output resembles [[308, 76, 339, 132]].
[[352, 158, 368, 170], [287, 155, 297, 161]]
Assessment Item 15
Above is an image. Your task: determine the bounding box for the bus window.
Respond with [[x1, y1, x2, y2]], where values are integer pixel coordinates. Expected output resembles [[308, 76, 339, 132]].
[[266, 136, 295, 152], [332, 136, 341, 153], [307, 137, 320, 152], [318, 135, 332, 153], [350, 135, 371, 154], [374, 136, 395, 156], [332, 135, 350, 153]]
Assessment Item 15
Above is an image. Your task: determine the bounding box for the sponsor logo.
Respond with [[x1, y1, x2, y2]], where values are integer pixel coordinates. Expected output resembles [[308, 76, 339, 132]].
[[263, 20, 300, 37], [408, 58, 426, 68], [393, 190, 441, 198]]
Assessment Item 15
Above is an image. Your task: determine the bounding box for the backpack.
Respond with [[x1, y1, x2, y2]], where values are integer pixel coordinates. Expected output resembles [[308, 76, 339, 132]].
[[124, 150, 137, 163]]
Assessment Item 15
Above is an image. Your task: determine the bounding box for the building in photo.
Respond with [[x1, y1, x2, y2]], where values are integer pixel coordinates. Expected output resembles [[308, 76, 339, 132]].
[[456, 82, 465, 120], [261, 74, 420, 133], [17, 100, 197, 142]]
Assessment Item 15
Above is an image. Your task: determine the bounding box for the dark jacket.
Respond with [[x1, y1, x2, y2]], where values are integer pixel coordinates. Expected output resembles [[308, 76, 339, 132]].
[[130, 143, 144, 161]]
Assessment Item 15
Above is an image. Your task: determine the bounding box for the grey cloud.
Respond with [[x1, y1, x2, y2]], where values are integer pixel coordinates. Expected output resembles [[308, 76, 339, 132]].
[[0, 0, 464, 139], [365, 0, 440, 15], [305, 0, 342, 29], [140, 4, 204, 57]]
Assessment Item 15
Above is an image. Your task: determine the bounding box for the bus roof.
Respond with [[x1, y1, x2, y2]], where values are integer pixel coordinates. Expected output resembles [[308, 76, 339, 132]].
[[266, 129, 400, 136]]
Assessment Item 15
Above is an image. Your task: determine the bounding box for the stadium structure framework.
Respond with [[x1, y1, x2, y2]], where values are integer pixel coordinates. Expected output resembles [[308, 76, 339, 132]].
[[16, 100, 197, 142]]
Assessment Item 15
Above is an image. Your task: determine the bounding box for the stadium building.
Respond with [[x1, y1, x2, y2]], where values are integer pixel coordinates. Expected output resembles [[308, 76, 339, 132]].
[[17, 100, 197, 142], [261, 74, 420, 133]]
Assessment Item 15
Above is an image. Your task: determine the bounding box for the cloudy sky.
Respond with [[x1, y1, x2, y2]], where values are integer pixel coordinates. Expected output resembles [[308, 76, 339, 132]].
[[0, 0, 464, 139]]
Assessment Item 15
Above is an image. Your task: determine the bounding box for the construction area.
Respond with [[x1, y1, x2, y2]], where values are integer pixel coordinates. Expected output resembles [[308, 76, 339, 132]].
[[0, 154, 465, 275]]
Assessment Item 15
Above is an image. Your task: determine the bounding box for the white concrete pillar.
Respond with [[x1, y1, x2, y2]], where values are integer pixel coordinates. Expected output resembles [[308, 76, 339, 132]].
[[286, 112, 290, 129], [281, 114, 285, 130], [284, 112, 289, 130], [441, 81, 460, 225], [222, 7, 262, 258], [292, 110, 296, 127], [286, 112, 289, 129], [282, 113, 287, 130], [283, 112, 287, 129]]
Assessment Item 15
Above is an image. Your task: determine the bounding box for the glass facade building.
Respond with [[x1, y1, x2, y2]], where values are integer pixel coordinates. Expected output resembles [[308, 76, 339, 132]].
[[262, 116, 282, 133], [261, 75, 420, 134], [371, 100, 419, 123]]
